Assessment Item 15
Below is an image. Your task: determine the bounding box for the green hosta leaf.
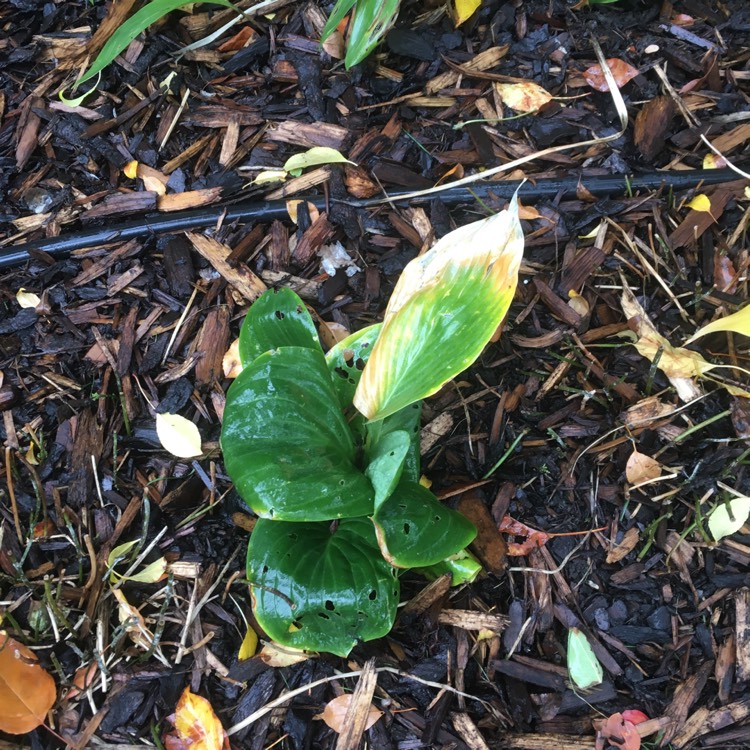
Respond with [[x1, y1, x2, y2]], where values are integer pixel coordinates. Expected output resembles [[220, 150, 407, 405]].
[[222, 346, 373, 520], [326, 324, 382, 407], [70, 0, 234, 94], [248, 517, 399, 656], [239, 288, 320, 368], [327, 325, 421, 481], [567, 628, 603, 690], [416, 548, 483, 585], [354, 198, 524, 421], [365, 430, 410, 509], [372, 481, 476, 567], [380, 402, 421, 484]]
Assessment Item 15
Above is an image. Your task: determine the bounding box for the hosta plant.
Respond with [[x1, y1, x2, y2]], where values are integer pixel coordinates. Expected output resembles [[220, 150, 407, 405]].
[[221, 197, 524, 656]]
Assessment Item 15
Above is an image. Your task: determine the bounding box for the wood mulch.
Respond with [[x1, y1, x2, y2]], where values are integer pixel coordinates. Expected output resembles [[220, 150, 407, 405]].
[[1, 0, 750, 748]]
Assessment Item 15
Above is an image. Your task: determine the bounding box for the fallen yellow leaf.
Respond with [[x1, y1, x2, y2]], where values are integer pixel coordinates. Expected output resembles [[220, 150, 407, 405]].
[[454, 0, 481, 25], [156, 413, 202, 458], [686, 193, 712, 213]]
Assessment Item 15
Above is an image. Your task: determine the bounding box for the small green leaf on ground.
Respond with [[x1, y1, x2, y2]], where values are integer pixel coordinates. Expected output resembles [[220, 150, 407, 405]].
[[708, 494, 750, 541], [567, 628, 603, 690], [283, 147, 354, 177]]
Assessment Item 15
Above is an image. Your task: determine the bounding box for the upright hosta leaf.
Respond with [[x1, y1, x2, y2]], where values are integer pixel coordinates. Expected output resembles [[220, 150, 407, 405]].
[[372, 481, 476, 567], [327, 325, 422, 481], [326, 324, 382, 408], [354, 199, 524, 421], [248, 518, 399, 657], [239, 288, 320, 368], [365, 430, 411, 508], [222, 346, 374, 520]]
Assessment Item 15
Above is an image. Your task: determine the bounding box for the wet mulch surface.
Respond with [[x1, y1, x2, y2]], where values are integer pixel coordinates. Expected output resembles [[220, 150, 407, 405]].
[[2, 0, 750, 747]]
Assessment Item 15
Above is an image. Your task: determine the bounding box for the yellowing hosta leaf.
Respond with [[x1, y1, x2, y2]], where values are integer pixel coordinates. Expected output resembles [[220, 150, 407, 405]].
[[454, 0, 481, 26], [686, 194, 712, 213], [709, 495, 750, 541], [16, 288, 41, 309], [238, 624, 258, 660], [684, 304, 750, 345], [156, 413, 203, 458], [283, 147, 354, 177], [495, 82, 553, 113], [354, 198, 524, 421], [621, 286, 712, 402]]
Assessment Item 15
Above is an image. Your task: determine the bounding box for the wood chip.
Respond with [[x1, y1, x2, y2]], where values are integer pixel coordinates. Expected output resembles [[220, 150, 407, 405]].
[[421, 412, 454, 454], [157, 188, 222, 211], [266, 121, 349, 150], [605, 527, 640, 564], [83, 191, 158, 220], [735, 587, 750, 682], [401, 574, 451, 617], [635, 96, 676, 160], [334, 659, 377, 750], [451, 712, 491, 750], [186, 233, 266, 301], [438, 609, 508, 633], [192, 305, 230, 386], [661, 661, 713, 745]]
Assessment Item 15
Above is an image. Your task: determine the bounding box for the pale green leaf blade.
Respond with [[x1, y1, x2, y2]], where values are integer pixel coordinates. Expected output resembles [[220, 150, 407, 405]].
[[283, 147, 354, 177], [124, 557, 167, 584], [222, 346, 374, 520], [107, 540, 139, 569], [354, 198, 524, 421], [708, 496, 750, 541], [685, 304, 750, 345], [248, 517, 399, 656], [567, 628, 603, 690]]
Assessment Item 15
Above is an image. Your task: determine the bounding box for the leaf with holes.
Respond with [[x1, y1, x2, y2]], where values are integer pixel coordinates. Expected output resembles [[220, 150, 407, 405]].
[[0, 632, 56, 734], [365, 430, 411, 508], [238, 287, 320, 369], [222, 346, 374, 521], [248, 517, 399, 656], [354, 197, 524, 421], [326, 325, 422, 482], [372, 481, 476, 568]]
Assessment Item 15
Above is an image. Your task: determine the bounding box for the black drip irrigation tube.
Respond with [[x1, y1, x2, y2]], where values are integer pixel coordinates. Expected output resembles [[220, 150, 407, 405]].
[[0, 168, 743, 271]]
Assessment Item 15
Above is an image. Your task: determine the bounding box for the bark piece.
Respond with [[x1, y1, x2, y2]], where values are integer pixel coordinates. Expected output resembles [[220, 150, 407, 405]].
[[736, 587, 750, 682], [635, 96, 676, 161], [192, 306, 230, 386], [186, 233, 266, 301]]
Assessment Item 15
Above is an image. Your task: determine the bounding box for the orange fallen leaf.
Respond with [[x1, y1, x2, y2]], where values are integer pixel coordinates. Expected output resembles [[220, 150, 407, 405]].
[[0, 631, 56, 734], [495, 81, 553, 113], [217, 25, 258, 53], [625, 450, 662, 484], [594, 712, 641, 750], [497, 515, 550, 556], [584, 58, 639, 92], [317, 694, 383, 733], [164, 687, 229, 750]]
